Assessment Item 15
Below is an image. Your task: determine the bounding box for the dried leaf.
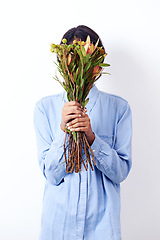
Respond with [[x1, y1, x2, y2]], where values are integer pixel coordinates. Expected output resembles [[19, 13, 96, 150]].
[[67, 53, 72, 65], [102, 72, 111, 75], [94, 38, 99, 50]]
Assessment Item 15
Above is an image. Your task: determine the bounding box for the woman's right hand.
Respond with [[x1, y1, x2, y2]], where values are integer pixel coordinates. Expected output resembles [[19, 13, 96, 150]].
[[60, 101, 85, 132]]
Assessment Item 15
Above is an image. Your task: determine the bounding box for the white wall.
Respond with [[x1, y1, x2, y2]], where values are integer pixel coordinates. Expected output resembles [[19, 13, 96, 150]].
[[0, 0, 160, 239]]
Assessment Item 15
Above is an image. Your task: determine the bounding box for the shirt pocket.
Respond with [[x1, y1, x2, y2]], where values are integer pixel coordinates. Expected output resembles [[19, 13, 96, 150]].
[[98, 135, 115, 148]]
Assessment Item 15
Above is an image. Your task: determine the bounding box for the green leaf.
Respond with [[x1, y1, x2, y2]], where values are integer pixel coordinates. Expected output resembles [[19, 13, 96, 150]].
[[77, 60, 83, 85], [83, 98, 89, 107], [69, 81, 73, 92], [73, 72, 77, 83], [72, 131, 77, 142], [82, 90, 90, 103], [92, 56, 104, 67], [75, 68, 79, 81], [53, 76, 63, 87], [76, 85, 79, 100], [67, 92, 71, 101], [65, 128, 70, 133], [83, 69, 90, 80], [80, 78, 84, 88], [99, 63, 110, 67], [63, 82, 67, 91], [84, 53, 90, 64], [77, 49, 83, 61], [70, 64, 76, 73], [84, 61, 91, 72], [81, 46, 86, 57], [70, 90, 74, 100], [80, 62, 84, 80], [77, 89, 83, 101]]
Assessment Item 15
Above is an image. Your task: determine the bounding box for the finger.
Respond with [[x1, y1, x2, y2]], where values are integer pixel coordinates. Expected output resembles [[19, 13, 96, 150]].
[[64, 102, 88, 113], [67, 116, 88, 126], [67, 120, 90, 130], [65, 106, 83, 115], [65, 114, 84, 123], [69, 126, 88, 132], [82, 108, 87, 113]]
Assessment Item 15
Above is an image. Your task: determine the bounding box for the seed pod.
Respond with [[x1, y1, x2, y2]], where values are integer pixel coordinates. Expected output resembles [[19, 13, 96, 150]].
[[62, 38, 67, 44]]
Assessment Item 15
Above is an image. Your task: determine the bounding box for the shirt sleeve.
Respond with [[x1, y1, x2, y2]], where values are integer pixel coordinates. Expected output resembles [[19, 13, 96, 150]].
[[34, 101, 68, 185], [91, 102, 132, 184]]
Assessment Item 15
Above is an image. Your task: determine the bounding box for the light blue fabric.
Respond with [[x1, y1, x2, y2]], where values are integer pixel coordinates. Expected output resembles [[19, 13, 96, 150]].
[[34, 84, 132, 240]]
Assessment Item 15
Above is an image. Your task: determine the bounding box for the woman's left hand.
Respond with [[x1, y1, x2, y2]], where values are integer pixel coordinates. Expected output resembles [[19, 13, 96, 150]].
[[66, 112, 95, 145]]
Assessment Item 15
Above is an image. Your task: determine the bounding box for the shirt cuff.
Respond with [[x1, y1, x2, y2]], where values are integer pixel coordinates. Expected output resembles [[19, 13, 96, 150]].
[[91, 133, 111, 169]]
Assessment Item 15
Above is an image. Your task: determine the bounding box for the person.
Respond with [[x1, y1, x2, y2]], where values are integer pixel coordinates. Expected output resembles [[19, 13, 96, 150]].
[[34, 25, 132, 240]]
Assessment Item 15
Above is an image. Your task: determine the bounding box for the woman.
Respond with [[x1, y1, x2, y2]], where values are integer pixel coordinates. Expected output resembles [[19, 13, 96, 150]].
[[34, 25, 132, 240]]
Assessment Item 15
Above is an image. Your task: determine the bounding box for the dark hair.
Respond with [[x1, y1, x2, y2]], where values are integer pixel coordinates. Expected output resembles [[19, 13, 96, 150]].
[[60, 25, 105, 50]]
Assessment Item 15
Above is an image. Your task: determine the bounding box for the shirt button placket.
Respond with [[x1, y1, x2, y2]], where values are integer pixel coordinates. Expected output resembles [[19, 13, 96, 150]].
[[76, 166, 87, 240]]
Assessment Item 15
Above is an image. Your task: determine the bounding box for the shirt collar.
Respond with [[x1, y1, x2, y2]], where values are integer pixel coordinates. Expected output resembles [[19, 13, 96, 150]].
[[63, 84, 99, 112]]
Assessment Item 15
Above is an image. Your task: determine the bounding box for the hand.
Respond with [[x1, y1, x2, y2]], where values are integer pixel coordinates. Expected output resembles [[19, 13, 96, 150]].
[[60, 101, 95, 145], [61, 101, 84, 132], [66, 112, 95, 146]]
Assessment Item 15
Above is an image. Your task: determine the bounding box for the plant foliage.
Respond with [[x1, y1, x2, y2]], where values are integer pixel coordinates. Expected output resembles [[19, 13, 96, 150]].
[[50, 36, 110, 173]]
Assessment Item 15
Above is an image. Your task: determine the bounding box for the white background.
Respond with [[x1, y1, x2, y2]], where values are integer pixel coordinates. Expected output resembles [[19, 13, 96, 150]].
[[0, 0, 160, 239]]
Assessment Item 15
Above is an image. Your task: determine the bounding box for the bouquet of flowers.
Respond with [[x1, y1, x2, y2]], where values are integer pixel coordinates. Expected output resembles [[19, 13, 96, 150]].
[[50, 36, 110, 173]]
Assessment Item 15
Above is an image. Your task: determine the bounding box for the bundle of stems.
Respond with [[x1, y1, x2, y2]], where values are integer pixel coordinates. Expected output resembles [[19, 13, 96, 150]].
[[50, 36, 110, 173]]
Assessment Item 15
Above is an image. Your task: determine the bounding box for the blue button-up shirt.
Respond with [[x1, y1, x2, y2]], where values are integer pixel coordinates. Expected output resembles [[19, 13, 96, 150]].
[[34, 84, 132, 240]]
